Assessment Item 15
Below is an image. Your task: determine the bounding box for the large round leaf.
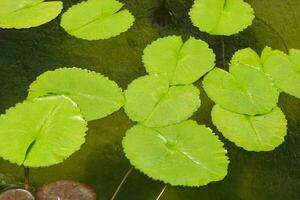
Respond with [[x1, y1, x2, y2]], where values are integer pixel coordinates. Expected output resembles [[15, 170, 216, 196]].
[[123, 120, 228, 186], [212, 105, 287, 151], [262, 47, 300, 98], [142, 36, 215, 85], [231, 48, 262, 70], [0, 96, 87, 167], [189, 0, 254, 36], [60, 0, 135, 40], [124, 75, 201, 127], [203, 64, 279, 115], [0, 0, 63, 29], [28, 68, 124, 121]]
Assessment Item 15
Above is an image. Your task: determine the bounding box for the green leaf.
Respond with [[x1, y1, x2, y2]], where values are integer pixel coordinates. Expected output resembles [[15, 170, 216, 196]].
[[124, 75, 201, 127], [262, 47, 300, 98], [0, 96, 87, 167], [203, 64, 279, 115], [28, 68, 124, 121], [231, 48, 262, 70], [189, 0, 254, 36], [60, 0, 135, 40], [212, 105, 287, 151], [0, 0, 63, 29], [122, 120, 229, 186], [142, 36, 215, 85]]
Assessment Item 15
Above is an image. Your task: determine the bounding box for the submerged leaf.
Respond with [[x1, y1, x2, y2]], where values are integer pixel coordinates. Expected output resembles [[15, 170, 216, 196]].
[[0, 96, 87, 167], [60, 0, 135, 40], [35, 180, 96, 200], [212, 105, 287, 151], [0, 189, 34, 200], [262, 47, 300, 98], [142, 36, 215, 85], [0, 0, 63, 29], [122, 120, 229, 186], [231, 48, 262, 70], [124, 75, 201, 127], [28, 68, 124, 121], [189, 0, 254, 36], [203, 64, 279, 115]]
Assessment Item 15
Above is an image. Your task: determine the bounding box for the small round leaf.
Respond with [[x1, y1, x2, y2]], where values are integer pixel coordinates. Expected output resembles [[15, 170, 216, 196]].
[[212, 105, 287, 151], [0, 189, 34, 200], [122, 120, 229, 186], [28, 68, 124, 121], [124, 75, 201, 127], [0, 96, 87, 167], [142, 36, 215, 85], [60, 0, 135, 40], [262, 47, 300, 98], [189, 0, 254, 36], [0, 0, 63, 29], [203, 64, 279, 115]]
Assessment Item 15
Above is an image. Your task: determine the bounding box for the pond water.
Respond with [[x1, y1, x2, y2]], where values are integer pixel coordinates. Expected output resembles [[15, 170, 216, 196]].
[[0, 0, 299, 199]]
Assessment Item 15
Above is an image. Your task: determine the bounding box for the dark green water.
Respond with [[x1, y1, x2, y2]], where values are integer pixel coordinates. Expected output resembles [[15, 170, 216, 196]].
[[0, 0, 299, 199]]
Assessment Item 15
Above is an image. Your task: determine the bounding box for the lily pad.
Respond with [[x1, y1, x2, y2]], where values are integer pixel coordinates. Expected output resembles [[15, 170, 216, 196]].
[[212, 105, 287, 151], [203, 64, 279, 115], [0, 96, 87, 167], [262, 47, 300, 98], [189, 0, 254, 36], [60, 0, 135, 40], [124, 75, 201, 127], [0, 0, 63, 29], [142, 36, 215, 85], [35, 180, 96, 200], [122, 120, 229, 186], [28, 68, 124, 121], [231, 48, 262, 70], [0, 189, 34, 200]]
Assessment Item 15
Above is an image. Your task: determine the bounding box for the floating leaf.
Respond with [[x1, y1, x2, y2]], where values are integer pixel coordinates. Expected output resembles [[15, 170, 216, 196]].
[[36, 180, 96, 200], [0, 0, 63, 29], [0, 96, 87, 167], [262, 47, 300, 98], [231, 48, 262, 70], [142, 36, 215, 85], [122, 120, 229, 186], [28, 68, 124, 121], [0, 189, 34, 200], [203, 64, 279, 115], [60, 0, 135, 40], [189, 0, 254, 36], [212, 105, 287, 151], [124, 75, 201, 127]]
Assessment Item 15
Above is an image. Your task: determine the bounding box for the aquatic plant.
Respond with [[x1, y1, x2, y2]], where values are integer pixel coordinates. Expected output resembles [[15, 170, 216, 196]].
[[189, 0, 255, 36], [262, 47, 300, 98], [60, 0, 135, 40], [28, 68, 124, 121], [142, 36, 215, 85], [202, 63, 279, 115], [0, 0, 63, 29], [212, 105, 287, 151], [0, 95, 87, 167], [124, 74, 201, 127], [123, 120, 229, 186]]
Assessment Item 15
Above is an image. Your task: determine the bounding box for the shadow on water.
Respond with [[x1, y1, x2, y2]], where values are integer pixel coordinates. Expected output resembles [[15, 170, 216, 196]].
[[0, 0, 299, 199]]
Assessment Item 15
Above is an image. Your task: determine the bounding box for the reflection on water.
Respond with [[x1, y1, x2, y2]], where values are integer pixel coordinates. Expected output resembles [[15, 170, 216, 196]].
[[0, 0, 299, 199]]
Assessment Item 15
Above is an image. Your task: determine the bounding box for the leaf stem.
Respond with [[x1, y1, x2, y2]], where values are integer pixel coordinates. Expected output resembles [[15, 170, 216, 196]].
[[155, 184, 168, 200], [221, 36, 226, 68], [110, 166, 134, 200], [23, 166, 30, 190]]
